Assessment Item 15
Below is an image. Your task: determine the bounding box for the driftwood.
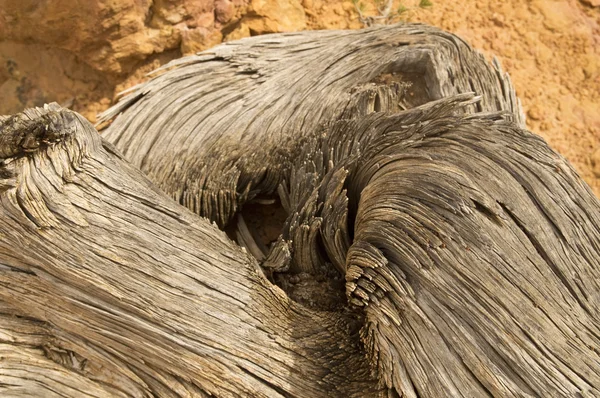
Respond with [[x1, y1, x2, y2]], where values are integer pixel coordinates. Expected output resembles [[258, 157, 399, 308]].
[[1, 24, 600, 397], [98, 24, 524, 228]]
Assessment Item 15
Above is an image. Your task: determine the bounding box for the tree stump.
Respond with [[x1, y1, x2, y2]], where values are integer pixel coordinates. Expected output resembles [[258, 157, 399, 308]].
[[1, 24, 599, 397]]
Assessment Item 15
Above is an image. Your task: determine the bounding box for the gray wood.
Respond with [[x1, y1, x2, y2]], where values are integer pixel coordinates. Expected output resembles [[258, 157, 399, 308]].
[[0, 104, 378, 398], [98, 23, 524, 228], [1, 23, 599, 397]]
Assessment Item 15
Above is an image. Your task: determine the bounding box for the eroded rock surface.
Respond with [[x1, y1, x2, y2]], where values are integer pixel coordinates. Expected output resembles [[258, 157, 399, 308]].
[[1, 0, 599, 196]]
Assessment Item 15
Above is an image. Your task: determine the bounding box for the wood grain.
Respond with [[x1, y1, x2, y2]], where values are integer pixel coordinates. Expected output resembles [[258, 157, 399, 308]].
[[1, 24, 599, 397], [99, 24, 523, 228]]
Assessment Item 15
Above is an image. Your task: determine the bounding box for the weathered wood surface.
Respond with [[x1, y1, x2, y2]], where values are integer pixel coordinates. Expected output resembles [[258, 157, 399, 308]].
[[98, 24, 524, 228], [0, 104, 379, 397], [1, 24, 600, 398]]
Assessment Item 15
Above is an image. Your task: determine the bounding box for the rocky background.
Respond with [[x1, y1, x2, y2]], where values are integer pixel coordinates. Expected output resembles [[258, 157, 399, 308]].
[[1, 0, 599, 195]]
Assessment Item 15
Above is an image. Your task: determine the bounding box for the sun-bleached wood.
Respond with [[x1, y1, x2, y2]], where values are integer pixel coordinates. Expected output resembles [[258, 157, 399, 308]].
[[0, 104, 378, 397], [1, 24, 599, 397], [99, 23, 524, 228]]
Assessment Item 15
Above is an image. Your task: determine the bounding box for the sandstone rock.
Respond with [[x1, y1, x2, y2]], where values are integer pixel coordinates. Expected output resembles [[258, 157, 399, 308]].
[[591, 148, 600, 178], [527, 104, 543, 121], [0, 42, 110, 114], [0, 0, 248, 117], [147, 0, 216, 28], [533, 0, 579, 32], [0, 0, 153, 75], [215, 0, 248, 24], [181, 28, 224, 54], [1, 0, 599, 202], [224, 23, 252, 42], [0, 79, 23, 114], [0, 0, 244, 79], [243, 0, 306, 34]]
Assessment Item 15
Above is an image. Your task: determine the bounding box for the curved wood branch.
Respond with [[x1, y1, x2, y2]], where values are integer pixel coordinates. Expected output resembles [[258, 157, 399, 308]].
[[99, 24, 524, 228], [1, 24, 600, 398], [0, 105, 379, 397]]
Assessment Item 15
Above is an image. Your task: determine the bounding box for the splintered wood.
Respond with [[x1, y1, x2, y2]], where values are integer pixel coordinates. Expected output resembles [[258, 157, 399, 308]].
[[1, 24, 599, 397]]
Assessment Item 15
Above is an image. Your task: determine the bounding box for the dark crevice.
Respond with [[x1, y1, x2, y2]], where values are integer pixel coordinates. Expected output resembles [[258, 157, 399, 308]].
[[227, 163, 357, 312], [0, 262, 35, 275], [0, 382, 20, 387], [370, 70, 431, 109], [472, 199, 503, 226], [373, 92, 382, 112], [230, 196, 287, 251], [220, 21, 242, 39], [237, 365, 292, 398], [468, 78, 483, 112]]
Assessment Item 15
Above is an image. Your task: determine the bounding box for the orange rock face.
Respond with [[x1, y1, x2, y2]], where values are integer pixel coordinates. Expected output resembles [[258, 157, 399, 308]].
[[0, 0, 249, 119], [1, 0, 599, 195]]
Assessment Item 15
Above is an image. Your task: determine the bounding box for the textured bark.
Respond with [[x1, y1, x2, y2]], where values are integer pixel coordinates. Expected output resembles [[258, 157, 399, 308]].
[[98, 24, 524, 228], [1, 24, 600, 398], [0, 104, 378, 397]]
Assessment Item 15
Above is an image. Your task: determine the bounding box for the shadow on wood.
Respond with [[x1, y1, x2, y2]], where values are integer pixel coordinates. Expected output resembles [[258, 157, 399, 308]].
[[1, 24, 599, 397]]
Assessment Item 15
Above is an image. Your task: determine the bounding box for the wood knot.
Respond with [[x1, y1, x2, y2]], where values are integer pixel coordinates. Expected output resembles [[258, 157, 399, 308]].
[[0, 105, 77, 161]]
